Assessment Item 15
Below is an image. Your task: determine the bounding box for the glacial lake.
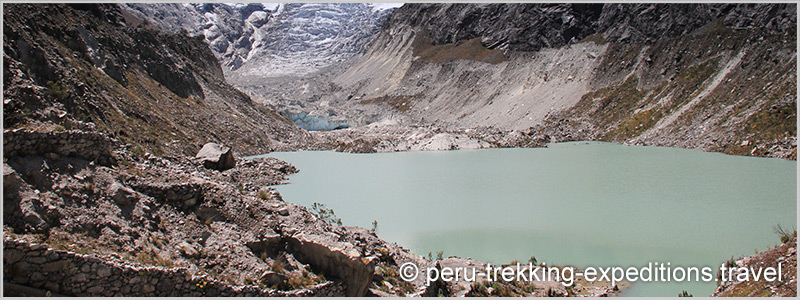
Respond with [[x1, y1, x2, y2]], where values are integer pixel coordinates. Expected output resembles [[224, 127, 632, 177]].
[[250, 142, 797, 296]]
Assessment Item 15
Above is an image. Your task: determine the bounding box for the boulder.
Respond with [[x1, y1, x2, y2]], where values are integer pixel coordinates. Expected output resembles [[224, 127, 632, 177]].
[[108, 182, 137, 206], [260, 270, 288, 287], [177, 242, 199, 258], [195, 143, 236, 171], [286, 233, 376, 296]]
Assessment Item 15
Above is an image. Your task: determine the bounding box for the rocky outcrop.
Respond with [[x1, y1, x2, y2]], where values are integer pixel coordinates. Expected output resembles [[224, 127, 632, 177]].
[[195, 143, 236, 171], [286, 233, 376, 296], [1, 106, 431, 297]]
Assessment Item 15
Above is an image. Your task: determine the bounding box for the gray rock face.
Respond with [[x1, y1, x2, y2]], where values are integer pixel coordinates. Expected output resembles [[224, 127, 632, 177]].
[[384, 3, 796, 52], [195, 143, 235, 171], [286, 233, 376, 297], [597, 3, 796, 43], [385, 3, 603, 52]]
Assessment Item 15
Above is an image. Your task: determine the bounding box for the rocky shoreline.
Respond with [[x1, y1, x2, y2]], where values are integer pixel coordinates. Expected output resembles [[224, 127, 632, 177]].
[[712, 236, 797, 297], [3, 127, 625, 296]]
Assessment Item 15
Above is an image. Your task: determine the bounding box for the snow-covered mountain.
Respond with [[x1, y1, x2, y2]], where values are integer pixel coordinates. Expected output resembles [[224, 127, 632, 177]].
[[122, 3, 395, 81]]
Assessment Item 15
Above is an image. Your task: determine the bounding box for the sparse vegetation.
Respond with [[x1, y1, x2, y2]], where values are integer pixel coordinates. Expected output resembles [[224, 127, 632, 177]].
[[376, 265, 415, 296], [47, 80, 71, 100], [574, 75, 647, 136], [284, 270, 326, 290], [271, 253, 286, 273], [134, 247, 178, 268], [411, 28, 507, 64], [579, 33, 608, 45], [468, 280, 516, 297], [773, 224, 796, 244], [360, 94, 422, 112], [130, 145, 145, 158], [310, 202, 343, 226]]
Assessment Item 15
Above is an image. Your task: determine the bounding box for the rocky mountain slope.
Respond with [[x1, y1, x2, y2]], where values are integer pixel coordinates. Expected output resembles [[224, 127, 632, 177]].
[[321, 3, 796, 159], [2, 3, 418, 297], [3, 3, 312, 157]]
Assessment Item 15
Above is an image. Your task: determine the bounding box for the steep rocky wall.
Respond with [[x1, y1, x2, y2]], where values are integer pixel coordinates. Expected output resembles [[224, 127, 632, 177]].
[[3, 238, 342, 297], [383, 3, 603, 52], [385, 3, 795, 51]]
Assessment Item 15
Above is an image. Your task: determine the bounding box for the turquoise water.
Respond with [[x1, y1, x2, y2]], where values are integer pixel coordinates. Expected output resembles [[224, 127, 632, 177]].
[[249, 142, 797, 296]]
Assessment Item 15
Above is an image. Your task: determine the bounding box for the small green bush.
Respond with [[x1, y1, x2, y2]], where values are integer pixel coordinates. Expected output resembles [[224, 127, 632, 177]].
[[47, 80, 71, 100], [773, 224, 796, 244]]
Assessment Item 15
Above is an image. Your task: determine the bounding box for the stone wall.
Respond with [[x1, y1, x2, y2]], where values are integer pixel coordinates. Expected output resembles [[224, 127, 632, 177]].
[[3, 237, 344, 296], [129, 180, 206, 207], [3, 129, 117, 166]]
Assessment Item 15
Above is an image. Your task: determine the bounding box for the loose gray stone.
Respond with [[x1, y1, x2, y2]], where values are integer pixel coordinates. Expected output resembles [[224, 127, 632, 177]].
[[87, 286, 104, 294], [195, 143, 236, 171], [4, 249, 24, 264], [41, 260, 69, 272], [97, 266, 112, 277]]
